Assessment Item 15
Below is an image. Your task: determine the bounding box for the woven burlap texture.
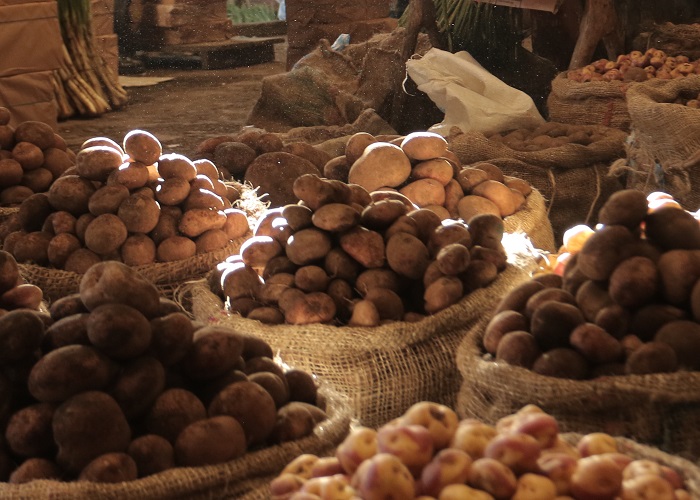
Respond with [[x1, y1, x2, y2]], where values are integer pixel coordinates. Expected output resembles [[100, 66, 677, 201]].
[[447, 127, 626, 245], [186, 235, 539, 430], [636, 22, 700, 61], [547, 73, 634, 130], [0, 388, 351, 499], [456, 313, 700, 460], [624, 75, 700, 211]]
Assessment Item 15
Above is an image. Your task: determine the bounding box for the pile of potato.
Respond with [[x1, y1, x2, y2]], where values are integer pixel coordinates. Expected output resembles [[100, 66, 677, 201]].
[[566, 48, 700, 82], [324, 131, 531, 222], [484, 189, 700, 379], [209, 173, 510, 326], [196, 128, 334, 208], [486, 122, 610, 152], [270, 402, 693, 499], [0, 260, 327, 484], [0, 108, 75, 206], [669, 90, 700, 108], [0, 250, 43, 314], [0, 129, 251, 272]]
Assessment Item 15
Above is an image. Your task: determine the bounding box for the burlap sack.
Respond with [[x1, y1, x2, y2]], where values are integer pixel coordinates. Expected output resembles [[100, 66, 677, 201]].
[[0, 207, 18, 249], [456, 314, 700, 460], [562, 433, 700, 495], [184, 237, 539, 429], [447, 127, 627, 245], [501, 188, 555, 253], [624, 75, 700, 211], [547, 73, 634, 131], [0, 388, 351, 500], [634, 22, 700, 62]]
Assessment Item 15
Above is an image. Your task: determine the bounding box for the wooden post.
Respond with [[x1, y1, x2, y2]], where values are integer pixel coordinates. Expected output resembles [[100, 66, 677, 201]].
[[568, 0, 623, 69]]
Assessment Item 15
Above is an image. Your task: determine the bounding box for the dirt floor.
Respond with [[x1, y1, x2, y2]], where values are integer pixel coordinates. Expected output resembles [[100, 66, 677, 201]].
[[57, 44, 288, 159]]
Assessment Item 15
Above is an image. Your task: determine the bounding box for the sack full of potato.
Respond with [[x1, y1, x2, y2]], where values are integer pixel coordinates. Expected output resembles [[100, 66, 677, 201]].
[[548, 49, 700, 131], [0, 260, 351, 498], [269, 401, 700, 499], [0, 129, 266, 302], [182, 165, 542, 428], [446, 124, 627, 244], [622, 75, 700, 210], [457, 189, 700, 460]]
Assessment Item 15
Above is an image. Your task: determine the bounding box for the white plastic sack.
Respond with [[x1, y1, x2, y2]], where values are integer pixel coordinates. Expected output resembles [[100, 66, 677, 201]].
[[406, 48, 545, 136]]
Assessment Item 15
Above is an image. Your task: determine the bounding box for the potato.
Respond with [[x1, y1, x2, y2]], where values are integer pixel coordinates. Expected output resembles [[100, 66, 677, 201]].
[[154, 177, 189, 206], [88, 184, 130, 216], [0, 158, 22, 187], [245, 152, 320, 207], [27, 345, 115, 403], [184, 187, 225, 212], [285, 227, 332, 265], [118, 194, 161, 234], [75, 145, 123, 181], [282, 142, 331, 171], [361, 199, 411, 230], [157, 153, 197, 182], [294, 265, 330, 292], [482, 310, 528, 355], [123, 129, 162, 165], [8, 458, 62, 484], [18, 192, 52, 232], [504, 176, 532, 197], [569, 322, 624, 364], [270, 402, 317, 444], [118, 234, 156, 265], [178, 208, 226, 238], [424, 276, 464, 314], [348, 299, 381, 326], [608, 256, 659, 309], [14, 121, 55, 150], [532, 348, 589, 379], [412, 158, 454, 186], [84, 214, 128, 255], [109, 356, 165, 419], [146, 388, 206, 444], [81, 136, 124, 154], [292, 173, 338, 211], [0, 283, 42, 311], [457, 195, 501, 222], [20, 168, 53, 193], [209, 380, 277, 446], [157, 235, 197, 262], [496, 331, 541, 369], [284, 292, 337, 325], [472, 180, 519, 217], [386, 232, 430, 280], [128, 434, 175, 477], [149, 213, 179, 246], [12, 141, 44, 170], [323, 155, 350, 182], [0, 185, 33, 205], [312, 202, 361, 232], [79, 260, 161, 317], [41, 312, 89, 352], [64, 248, 102, 274], [457, 167, 489, 192], [345, 132, 377, 165], [182, 326, 245, 380], [78, 452, 138, 483], [240, 235, 283, 268], [175, 415, 247, 466], [625, 341, 678, 374], [221, 208, 250, 240], [400, 178, 446, 208], [364, 287, 404, 321], [654, 320, 700, 370], [339, 226, 385, 268], [222, 262, 264, 300], [575, 280, 613, 323], [657, 249, 700, 306], [597, 189, 648, 229], [428, 221, 472, 257], [86, 303, 152, 360], [12, 230, 52, 265], [531, 301, 585, 351], [400, 131, 448, 161], [214, 141, 256, 177], [106, 161, 150, 190], [646, 205, 700, 250], [577, 225, 636, 281], [348, 142, 412, 193], [47, 175, 96, 215], [443, 179, 464, 218]]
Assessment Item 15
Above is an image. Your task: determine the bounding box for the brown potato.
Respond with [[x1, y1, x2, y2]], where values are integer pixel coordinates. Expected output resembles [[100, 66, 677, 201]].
[[64, 248, 102, 274], [457, 195, 501, 222], [183, 187, 225, 212], [182, 326, 245, 380], [444, 179, 464, 218], [385, 232, 430, 280], [195, 228, 229, 254], [348, 299, 381, 327], [312, 203, 361, 232], [532, 348, 589, 379], [121, 234, 157, 266], [175, 415, 247, 466], [364, 287, 404, 321], [221, 208, 250, 240], [472, 180, 518, 217], [496, 331, 541, 369], [123, 129, 162, 165], [84, 214, 128, 255], [106, 161, 150, 190], [12, 231, 52, 265], [78, 452, 138, 483], [654, 320, 700, 370], [575, 280, 613, 323], [18, 193, 52, 232], [0, 158, 23, 187], [157, 235, 196, 262], [87, 303, 152, 360], [5, 402, 56, 458], [14, 121, 56, 150], [282, 142, 331, 171], [471, 162, 505, 183], [468, 213, 505, 249], [531, 301, 585, 350], [284, 291, 336, 324], [42, 312, 90, 351], [109, 356, 165, 420], [339, 226, 385, 269], [608, 256, 659, 309], [127, 435, 175, 477], [577, 225, 636, 281], [348, 142, 412, 193], [118, 194, 161, 234], [625, 341, 678, 375], [286, 227, 332, 266], [12, 141, 44, 170], [155, 177, 190, 206], [345, 132, 377, 165], [424, 275, 463, 314], [400, 131, 448, 161], [245, 152, 320, 207], [20, 168, 53, 193], [457, 167, 489, 192], [178, 208, 227, 238], [146, 388, 206, 444], [597, 189, 648, 229], [399, 179, 446, 208], [149, 312, 195, 367], [482, 310, 528, 355], [503, 176, 532, 197], [645, 205, 700, 251], [428, 221, 472, 257], [214, 141, 257, 177], [0, 185, 34, 205], [75, 145, 123, 181], [361, 199, 411, 230], [323, 155, 350, 182], [88, 184, 130, 216], [47, 175, 96, 215], [0, 309, 44, 363]]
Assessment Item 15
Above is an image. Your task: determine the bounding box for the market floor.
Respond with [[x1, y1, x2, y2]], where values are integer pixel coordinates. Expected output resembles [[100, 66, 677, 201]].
[[57, 43, 288, 159]]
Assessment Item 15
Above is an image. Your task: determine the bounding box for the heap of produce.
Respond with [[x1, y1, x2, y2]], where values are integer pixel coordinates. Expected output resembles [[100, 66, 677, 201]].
[[484, 189, 700, 379], [486, 122, 610, 152], [210, 173, 511, 326], [0, 109, 75, 206], [271, 402, 693, 499], [0, 260, 327, 483], [566, 48, 700, 82], [1, 130, 250, 272]]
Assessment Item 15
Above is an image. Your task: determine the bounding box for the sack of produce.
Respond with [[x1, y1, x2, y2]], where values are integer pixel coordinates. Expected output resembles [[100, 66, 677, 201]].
[[624, 75, 700, 210], [1, 129, 265, 302], [457, 189, 700, 459], [269, 401, 700, 499], [634, 22, 700, 62], [446, 124, 627, 244], [184, 163, 541, 428], [0, 260, 351, 499], [547, 49, 700, 131]]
